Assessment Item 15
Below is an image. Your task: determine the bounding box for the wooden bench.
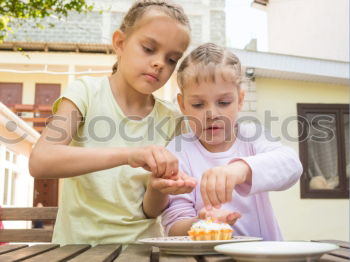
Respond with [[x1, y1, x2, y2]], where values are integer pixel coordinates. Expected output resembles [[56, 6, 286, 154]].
[[0, 207, 58, 243]]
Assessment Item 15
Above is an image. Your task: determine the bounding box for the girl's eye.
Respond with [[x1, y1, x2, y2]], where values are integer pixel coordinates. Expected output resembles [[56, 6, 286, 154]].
[[168, 58, 177, 65], [218, 101, 232, 106], [142, 46, 154, 53], [192, 104, 203, 108]]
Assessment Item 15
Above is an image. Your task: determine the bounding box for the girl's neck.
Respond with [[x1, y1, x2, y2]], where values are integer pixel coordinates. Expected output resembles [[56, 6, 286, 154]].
[[200, 138, 236, 153], [109, 72, 155, 120]]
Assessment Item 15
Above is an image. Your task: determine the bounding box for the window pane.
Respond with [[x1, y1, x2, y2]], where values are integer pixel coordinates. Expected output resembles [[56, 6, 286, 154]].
[[4, 169, 9, 205], [344, 113, 349, 178], [11, 172, 17, 205], [5, 151, 10, 161], [306, 113, 339, 190]]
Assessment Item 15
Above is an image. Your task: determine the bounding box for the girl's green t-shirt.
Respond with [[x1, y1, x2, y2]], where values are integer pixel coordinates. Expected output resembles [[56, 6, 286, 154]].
[[52, 76, 183, 245]]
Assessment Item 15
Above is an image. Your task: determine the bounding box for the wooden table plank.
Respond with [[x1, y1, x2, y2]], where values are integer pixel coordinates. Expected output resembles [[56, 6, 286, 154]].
[[113, 244, 152, 262], [150, 246, 199, 262], [313, 240, 350, 249], [24, 244, 90, 262], [0, 245, 28, 255], [200, 254, 235, 262], [0, 244, 58, 261], [69, 244, 121, 262], [159, 254, 197, 262], [328, 247, 350, 259], [319, 253, 350, 262], [0, 229, 53, 242]]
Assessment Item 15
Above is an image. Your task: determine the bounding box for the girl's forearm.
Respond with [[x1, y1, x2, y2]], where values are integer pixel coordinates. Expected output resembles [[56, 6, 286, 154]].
[[143, 184, 169, 219], [29, 145, 130, 179], [168, 217, 199, 236]]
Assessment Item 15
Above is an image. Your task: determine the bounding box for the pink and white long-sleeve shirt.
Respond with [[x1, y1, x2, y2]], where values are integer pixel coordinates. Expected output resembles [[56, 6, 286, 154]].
[[161, 123, 303, 241]]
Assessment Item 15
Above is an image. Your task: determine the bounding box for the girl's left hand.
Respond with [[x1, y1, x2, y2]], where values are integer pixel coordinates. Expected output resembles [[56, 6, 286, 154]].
[[150, 171, 197, 195], [198, 207, 241, 225], [200, 160, 252, 209]]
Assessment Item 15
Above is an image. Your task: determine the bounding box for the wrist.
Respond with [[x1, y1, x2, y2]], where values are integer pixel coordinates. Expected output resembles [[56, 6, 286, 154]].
[[228, 160, 252, 184], [238, 160, 252, 184]]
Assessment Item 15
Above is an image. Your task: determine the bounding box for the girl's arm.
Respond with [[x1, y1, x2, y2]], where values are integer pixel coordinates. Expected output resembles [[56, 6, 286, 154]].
[[29, 98, 130, 178], [232, 123, 303, 196], [168, 217, 199, 236], [143, 183, 169, 219], [143, 172, 196, 218], [29, 98, 178, 179]]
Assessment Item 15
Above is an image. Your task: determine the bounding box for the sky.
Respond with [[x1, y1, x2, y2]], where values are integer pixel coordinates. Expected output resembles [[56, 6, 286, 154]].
[[225, 0, 268, 51]]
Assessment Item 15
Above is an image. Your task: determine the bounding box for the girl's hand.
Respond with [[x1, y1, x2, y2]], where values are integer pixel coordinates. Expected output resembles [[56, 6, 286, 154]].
[[198, 207, 241, 225], [127, 146, 179, 178], [149, 171, 196, 195], [200, 160, 252, 209]]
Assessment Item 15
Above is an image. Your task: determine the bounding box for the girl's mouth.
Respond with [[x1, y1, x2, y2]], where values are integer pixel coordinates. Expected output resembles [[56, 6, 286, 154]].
[[144, 73, 159, 82], [205, 126, 222, 131]]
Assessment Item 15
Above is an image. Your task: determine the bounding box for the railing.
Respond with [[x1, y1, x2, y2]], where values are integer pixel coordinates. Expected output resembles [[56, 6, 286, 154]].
[[8, 104, 52, 133]]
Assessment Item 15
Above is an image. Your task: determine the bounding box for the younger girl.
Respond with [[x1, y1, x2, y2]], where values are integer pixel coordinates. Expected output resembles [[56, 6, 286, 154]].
[[159, 43, 303, 240], [29, 0, 195, 245]]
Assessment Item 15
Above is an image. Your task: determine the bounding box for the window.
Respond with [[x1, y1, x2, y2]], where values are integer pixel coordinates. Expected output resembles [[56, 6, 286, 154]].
[[0, 145, 19, 206], [297, 104, 349, 198]]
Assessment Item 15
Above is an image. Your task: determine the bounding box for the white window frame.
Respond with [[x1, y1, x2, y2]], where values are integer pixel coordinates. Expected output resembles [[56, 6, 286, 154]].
[[0, 144, 20, 207]]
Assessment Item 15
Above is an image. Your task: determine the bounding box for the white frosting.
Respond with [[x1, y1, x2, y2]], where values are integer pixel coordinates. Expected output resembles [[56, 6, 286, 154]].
[[191, 220, 232, 232]]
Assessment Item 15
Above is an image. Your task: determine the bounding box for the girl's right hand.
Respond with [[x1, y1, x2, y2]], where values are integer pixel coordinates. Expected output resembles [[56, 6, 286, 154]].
[[127, 146, 179, 178], [149, 171, 197, 195], [198, 207, 241, 225]]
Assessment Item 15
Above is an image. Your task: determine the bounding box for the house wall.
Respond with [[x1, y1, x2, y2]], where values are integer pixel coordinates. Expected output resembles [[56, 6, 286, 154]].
[[266, 0, 349, 62], [255, 77, 349, 241]]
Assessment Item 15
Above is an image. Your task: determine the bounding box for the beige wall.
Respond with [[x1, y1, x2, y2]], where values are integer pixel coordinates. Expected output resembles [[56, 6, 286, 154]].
[[267, 0, 349, 62], [0, 72, 68, 104], [256, 77, 349, 241]]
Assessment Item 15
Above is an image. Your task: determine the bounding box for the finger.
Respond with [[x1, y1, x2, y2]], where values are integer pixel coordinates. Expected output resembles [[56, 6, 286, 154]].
[[200, 173, 211, 209], [206, 172, 220, 208], [198, 208, 207, 219], [226, 172, 236, 203], [164, 149, 179, 179], [145, 154, 158, 175], [152, 148, 165, 177], [152, 178, 173, 190], [216, 173, 226, 204], [227, 212, 241, 224]]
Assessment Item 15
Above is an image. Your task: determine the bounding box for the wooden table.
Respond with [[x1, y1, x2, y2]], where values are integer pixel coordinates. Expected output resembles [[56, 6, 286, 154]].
[[0, 240, 348, 262]]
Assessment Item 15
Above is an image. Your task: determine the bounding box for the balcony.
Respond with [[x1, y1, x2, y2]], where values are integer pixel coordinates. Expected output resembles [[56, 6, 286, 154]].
[[8, 104, 52, 133]]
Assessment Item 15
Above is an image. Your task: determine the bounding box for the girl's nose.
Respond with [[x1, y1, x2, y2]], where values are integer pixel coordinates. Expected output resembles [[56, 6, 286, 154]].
[[206, 107, 219, 120], [152, 58, 164, 70]]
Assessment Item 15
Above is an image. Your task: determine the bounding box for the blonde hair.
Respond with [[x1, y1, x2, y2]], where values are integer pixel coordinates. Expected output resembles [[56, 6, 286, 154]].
[[177, 43, 242, 91], [112, 0, 191, 74]]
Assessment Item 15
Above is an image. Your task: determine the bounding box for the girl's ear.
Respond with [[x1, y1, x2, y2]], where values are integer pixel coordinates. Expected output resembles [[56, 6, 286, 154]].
[[238, 89, 245, 111], [177, 93, 186, 114], [112, 30, 126, 56]]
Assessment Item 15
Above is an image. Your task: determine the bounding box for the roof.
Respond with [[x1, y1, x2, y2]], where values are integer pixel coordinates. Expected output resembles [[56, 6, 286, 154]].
[[0, 41, 114, 54], [232, 48, 349, 85]]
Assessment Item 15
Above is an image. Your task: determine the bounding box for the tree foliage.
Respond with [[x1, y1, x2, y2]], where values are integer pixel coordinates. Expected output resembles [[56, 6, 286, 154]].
[[0, 0, 94, 42]]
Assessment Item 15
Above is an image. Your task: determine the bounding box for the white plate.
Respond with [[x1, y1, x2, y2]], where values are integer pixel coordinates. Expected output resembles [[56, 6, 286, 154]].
[[214, 241, 339, 262], [138, 236, 262, 255]]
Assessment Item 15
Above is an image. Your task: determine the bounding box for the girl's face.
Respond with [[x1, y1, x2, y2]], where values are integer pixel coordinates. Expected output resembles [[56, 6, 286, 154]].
[[178, 76, 245, 153], [113, 11, 190, 95]]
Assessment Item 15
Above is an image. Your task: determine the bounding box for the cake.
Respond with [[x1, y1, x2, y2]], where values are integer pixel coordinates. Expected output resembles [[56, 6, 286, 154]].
[[188, 219, 233, 241]]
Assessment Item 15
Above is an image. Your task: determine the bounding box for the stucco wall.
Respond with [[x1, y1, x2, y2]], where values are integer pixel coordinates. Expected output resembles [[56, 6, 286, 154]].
[[255, 77, 349, 241], [267, 0, 349, 62]]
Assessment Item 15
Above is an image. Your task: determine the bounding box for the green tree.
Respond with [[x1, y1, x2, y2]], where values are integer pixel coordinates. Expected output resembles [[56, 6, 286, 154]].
[[0, 0, 94, 43]]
